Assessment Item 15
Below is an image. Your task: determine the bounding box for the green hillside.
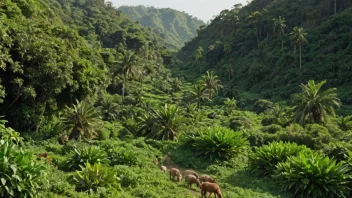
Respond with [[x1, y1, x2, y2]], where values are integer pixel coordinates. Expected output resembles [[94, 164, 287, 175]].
[[176, 0, 352, 103], [118, 5, 205, 50], [2, 1, 352, 198]]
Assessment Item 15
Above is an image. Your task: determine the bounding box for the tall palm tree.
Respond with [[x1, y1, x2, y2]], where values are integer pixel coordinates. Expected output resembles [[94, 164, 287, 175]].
[[201, 71, 223, 100], [149, 104, 186, 141], [293, 80, 341, 126], [117, 49, 139, 103], [249, 11, 262, 47], [224, 65, 234, 81], [273, 16, 287, 50], [290, 27, 308, 68], [224, 98, 237, 114], [61, 99, 102, 141], [190, 82, 207, 109], [195, 46, 204, 73]]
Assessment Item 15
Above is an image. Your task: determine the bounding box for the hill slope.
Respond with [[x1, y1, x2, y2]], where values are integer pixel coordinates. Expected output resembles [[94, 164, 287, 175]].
[[118, 5, 205, 50], [176, 0, 352, 103]]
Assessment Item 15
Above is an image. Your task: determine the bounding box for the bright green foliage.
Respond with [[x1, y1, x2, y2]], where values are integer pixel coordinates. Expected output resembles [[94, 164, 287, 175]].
[[61, 100, 103, 141], [0, 119, 23, 144], [275, 153, 350, 198], [188, 125, 249, 162], [147, 104, 186, 141], [249, 141, 311, 177], [108, 148, 141, 167], [189, 82, 208, 109], [293, 80, 341, 125], [224, 98, 237, 114], [0, 140, 46, 197], [71, 162, 121, 193], [66, 146, 110, 171], [97, 98, 119, 121]]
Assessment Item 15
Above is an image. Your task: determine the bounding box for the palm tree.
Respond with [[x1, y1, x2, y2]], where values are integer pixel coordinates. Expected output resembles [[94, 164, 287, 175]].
[[273, 16, 287, 50], [195, 46, 204, 73], [293, 80, 341, 126], [61, 99, 102, 141], [149, 104, 186, 141], [223, 85, 239, 98], [290, 27, 308, 68], [201, 71, 223, 100], [336, 116, 352, 131], [224, 98, 237, 114], [249, 11, 262, 47], [190, 82, 208, 109], [98, 97, 119, 121], [224, 65, 234, 81], [117, 49, 140, 103], [172, 77, 183, 92]]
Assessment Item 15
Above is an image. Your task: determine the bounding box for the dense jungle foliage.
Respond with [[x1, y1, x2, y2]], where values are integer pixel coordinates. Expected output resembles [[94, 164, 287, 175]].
[[176, 0, 352, 105], [1, 0, 352, 197], [118, 5, 205, 50]]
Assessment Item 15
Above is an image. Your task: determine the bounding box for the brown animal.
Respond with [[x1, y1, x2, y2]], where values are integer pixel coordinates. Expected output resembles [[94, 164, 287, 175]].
[[169, 168, 182, 181], [37, 152, 48, 159], [161, 165, 167, 173], [199, 182, 222, 198], [199, 175, 216, 183], [185, 175, 200, 189], [183, 170, 199, 179]]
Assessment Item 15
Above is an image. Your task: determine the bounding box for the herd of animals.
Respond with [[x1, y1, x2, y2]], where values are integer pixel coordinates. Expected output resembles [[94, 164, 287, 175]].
[[161, 166, 222, 198]]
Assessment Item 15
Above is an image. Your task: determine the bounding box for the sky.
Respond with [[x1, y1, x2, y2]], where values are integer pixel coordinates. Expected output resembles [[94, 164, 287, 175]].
[[110, 0, 248, 22]]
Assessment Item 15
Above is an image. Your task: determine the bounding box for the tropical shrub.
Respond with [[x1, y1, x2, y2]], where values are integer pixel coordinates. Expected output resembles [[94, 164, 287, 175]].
[[249, 141, 311, 177], [279, 124, 332, 149], [229, 116, 252, 131], [275, 153, 350, 198], [0, 140, 46, 197], [71, 162, 121, 193], [66, 146, 110, 170], [108, 148, 142, 167], [253, 99, 274, 114], [261, 124, 283, 134], [187, 125, 249, 162], [0, 119, 23, 144]]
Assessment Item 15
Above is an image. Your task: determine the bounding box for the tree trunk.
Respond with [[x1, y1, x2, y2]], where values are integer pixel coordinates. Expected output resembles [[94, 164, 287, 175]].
[[294, 45, 296, 54], [281, 39, 284, 50], [334, 0, 337, 15], [299, 44, 302, 68], [122, 75, 126, 104], [197, 98, 201, 109]]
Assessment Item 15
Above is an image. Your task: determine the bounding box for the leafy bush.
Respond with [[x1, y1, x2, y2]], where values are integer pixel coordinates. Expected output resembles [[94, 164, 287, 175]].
[[0, 140, 46, 197], [187, 126, 249, 162], [279, 124, 332, 149], [275, 153, 350, 198], [229, 116, 252, 131], [0, 119, 23, 144], [108, 148, 142, 167], [66, 146, 110, 170], [261, 124, 283, 134], [249, 141, 311, 177], [71, 162, 121, 193], [253, 99, 274, 114]]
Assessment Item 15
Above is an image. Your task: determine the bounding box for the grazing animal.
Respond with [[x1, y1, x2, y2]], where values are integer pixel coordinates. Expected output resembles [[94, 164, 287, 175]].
[[37, 152, 48, 159], [183, 170, 199, 179], [169, 168, 182, 181], [185, 175, 200, 189], [199, 182, 222, 198], [161, 165, 167, 173], [199, 175, 216, 183]]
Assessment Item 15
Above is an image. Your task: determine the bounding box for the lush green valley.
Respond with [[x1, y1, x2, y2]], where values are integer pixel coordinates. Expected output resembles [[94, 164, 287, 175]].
[[1, 0, 352, 198], [118, 5, 205, 50]]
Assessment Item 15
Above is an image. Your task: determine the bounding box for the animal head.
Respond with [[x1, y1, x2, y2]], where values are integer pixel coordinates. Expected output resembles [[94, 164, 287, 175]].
[[196, 179, 201, 187], [178, 174, 182, 181]]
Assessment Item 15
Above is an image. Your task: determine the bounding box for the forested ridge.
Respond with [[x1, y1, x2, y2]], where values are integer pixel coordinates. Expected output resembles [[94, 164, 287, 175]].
[[1, 0, 352, 198], [176, 0, 352, 104], [118, 5, 205, 50]]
